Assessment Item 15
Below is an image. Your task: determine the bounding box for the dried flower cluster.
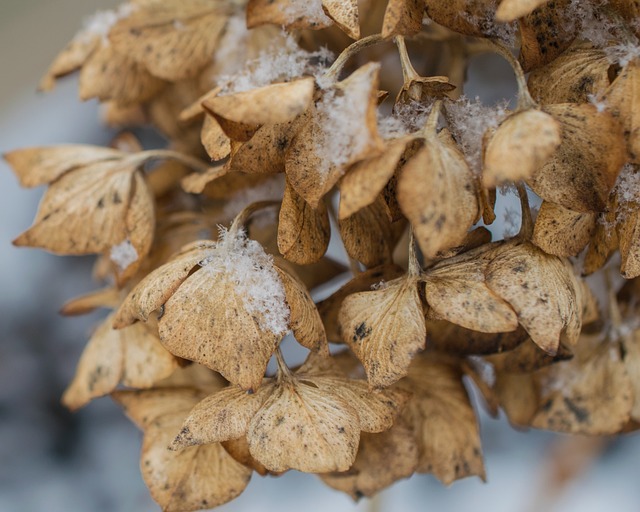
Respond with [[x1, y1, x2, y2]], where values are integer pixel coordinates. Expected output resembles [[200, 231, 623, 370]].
[[7, 0, 640, 510]]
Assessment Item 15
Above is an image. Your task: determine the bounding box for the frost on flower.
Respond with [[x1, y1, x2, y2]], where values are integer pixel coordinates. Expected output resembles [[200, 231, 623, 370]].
[[203, 228, 290, 335], [614, 163, 640, 220], [110, 239, 138, 271], [219, 34, 332, 94], [80, 4, 136, 44], [565, 0, 640, 66], [282, 0, 332, 25], [446, 96, 508, 175], [313, 69, 377, 175], [377, 101, 432, 140]]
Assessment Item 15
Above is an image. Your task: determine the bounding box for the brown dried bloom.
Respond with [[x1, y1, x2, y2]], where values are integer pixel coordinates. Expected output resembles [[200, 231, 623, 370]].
[[8, 0, 640, 509]]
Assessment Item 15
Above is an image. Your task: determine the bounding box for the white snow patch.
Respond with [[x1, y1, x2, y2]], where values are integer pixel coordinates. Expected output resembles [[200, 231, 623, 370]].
[[80, 4, 137, 45], [312, 66, 378, 175], [614, 163, 640, 221], [200, 228, 290, 335], [587, 93, 607, 113], [377, 101, 432, 140], [110, 239, 138, 271], [445, 96, 508, 176], [219, 35, 332, 94], [281, 0, 332, 25]]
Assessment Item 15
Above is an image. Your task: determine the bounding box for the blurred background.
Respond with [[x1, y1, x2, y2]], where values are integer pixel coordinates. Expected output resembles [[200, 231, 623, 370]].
[[1, 1, 640, 511]]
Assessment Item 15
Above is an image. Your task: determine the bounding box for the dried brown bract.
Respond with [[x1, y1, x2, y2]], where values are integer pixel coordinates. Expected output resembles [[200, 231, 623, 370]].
[[12, 0, 640, 507]]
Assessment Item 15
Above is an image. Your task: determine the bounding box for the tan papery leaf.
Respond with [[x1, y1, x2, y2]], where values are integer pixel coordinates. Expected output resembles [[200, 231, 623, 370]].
[[277, 179, 330, 264], [400, 354, 485, 485], [319, 421, 418, 499], [532, 201, 596, 257], [62, 313, 179, 410], [109, 0, 231, 81], [113, 388, 252, 512], [483, 109, 561, 188], [528, 103, 627, 212], [382, 0, 424, 38], [496, 0, 551, 21], [398, 129, 478, 259], [338, 274, 426, 388], [286, 62, 383, 208], [322, 0, 360, 39], [339, 196, 396, 268], [485, 241, 585, 354]]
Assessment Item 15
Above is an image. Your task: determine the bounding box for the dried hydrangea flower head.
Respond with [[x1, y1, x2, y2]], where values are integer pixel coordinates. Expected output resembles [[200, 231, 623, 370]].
[[6, 0, 640, 509]]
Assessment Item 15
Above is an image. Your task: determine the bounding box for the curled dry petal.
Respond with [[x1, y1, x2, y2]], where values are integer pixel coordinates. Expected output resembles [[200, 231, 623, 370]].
[[532, 201, 596, 257], [528, 44, 611, 104], [319, 421, 418, 499], [248, 380, 361, 472], [528, 103, 627, 213], [532, 339, 633, 434], [602, 60, 640, 163], [398, 130, 478, 260], [338, 276, 426, 388], [339, 137, 416, 220], [382, 0, 424, 38], [113, 243, 216, 327], [172, 357, 407, 473], [286, 62, 383, 209], [424, 0, 502, 38], [277, 179, 330, 265], [401, 354, 485, 485], [483, 109, 561, 188], [109, 0, 232, 81], [338, 196, 396, 268], [62, 314, 180, 410], [275, 267, 329, 354], [158, 259, 284, 391], [203, 78, 315, 142], [485, 241, 584, 354], [322, 0, 360, 39], [247, 0, 333, 31], [12, 158, 155, 282], [518, 0, 577, 72], [496, 0, 551, 21], [423, 246, 519, 334], [318, 265, 404, 344], [113, 389, 252, 512], [4, 145, 123, 187]]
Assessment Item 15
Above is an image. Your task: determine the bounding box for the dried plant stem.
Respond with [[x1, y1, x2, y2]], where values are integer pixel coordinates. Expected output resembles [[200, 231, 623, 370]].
[[486, 39, 536, 110], [323, 34, 386, 81], [136, 149, 213, 174], [229, 201, 281, 235], [407, 230, 421, 277], [515, 182, 534, 239], [423, 99, 442, 135], [395, 36, 419, 83], [275, 346, 294, 382]]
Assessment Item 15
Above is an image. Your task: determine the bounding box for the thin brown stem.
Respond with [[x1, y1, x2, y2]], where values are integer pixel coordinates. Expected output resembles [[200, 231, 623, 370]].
[[229, 201, 281, 235], [134, 149, 213, 174], [516, 182, 533, 239], [407, 230, 421, 277], [323, 34, 386, 82], [423, 99, 442, 135], [487, 39, 536, 111], [395, 36, 419, 83], [275, 347, 294, 382]]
